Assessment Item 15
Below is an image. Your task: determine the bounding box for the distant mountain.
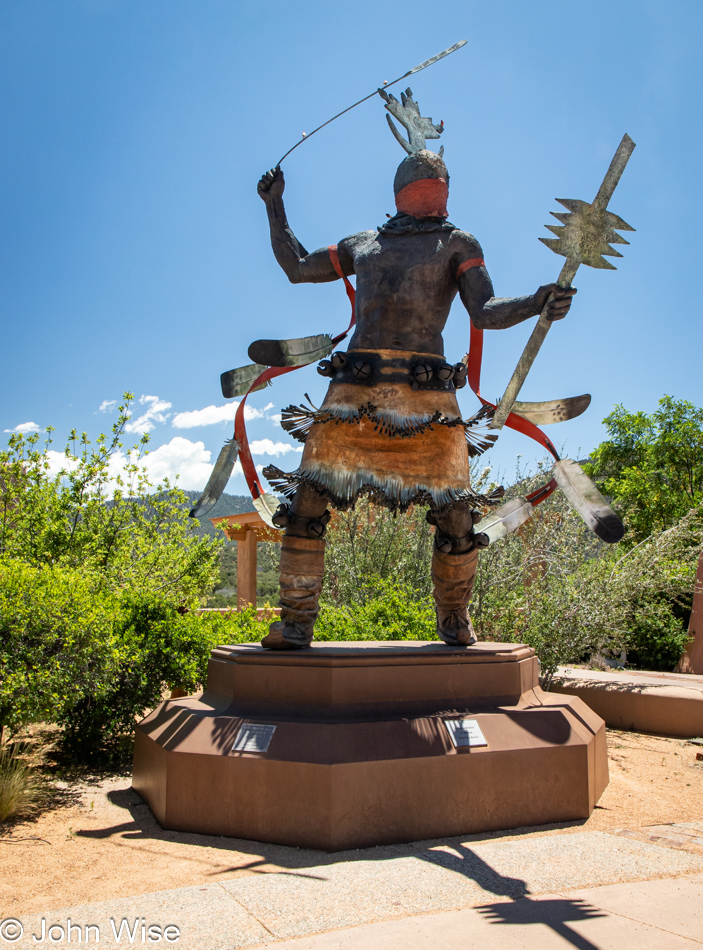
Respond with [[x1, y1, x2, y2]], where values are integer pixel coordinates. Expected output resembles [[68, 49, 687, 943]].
[[182, 491, 257, 537]]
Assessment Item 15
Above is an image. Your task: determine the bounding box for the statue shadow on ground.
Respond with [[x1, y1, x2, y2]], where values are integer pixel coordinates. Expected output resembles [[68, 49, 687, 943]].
[[77, 798, 605, 947], [419, 844, 605, 950], [75, 787, 587, 889], [420, 843, 530, 898], [477, 898, 606, 950]]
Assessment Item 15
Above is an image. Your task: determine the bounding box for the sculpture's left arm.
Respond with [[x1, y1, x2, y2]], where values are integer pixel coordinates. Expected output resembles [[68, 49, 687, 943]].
[[453, 234, 576, 329]]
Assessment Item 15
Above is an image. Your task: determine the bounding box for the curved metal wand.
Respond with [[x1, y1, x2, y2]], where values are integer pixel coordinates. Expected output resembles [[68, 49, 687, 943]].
[[276, 40, 467, 166]]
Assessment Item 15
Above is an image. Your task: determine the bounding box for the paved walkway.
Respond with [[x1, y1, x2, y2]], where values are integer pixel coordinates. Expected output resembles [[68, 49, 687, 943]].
[[8, 822, 703, 948]]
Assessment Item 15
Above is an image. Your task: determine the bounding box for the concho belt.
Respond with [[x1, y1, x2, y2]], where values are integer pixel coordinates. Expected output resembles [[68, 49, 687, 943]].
[[317, 350, 468, 392]]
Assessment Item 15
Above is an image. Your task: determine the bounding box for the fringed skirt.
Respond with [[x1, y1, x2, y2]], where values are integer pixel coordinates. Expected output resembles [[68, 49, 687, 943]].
[[263, 350, 499, 514]]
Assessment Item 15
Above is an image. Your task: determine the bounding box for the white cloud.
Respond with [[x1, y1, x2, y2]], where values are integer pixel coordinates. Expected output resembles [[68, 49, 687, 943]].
[[135, 432, 297, 492], [249, 439, 302, 457], [43, 432, 302, 495], [172, 403, 236, 428], [46, 450, 80, 478], [45, 437, 219, 493], [125, 395, 172, 434], [136, 437, 215, 489], [4, 421, 41, 434], [99, 400, 117, 413], [171, 401, 275, 429]]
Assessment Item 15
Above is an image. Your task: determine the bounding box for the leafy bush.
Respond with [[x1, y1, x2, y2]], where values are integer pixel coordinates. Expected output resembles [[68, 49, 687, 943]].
[[625, 599, 691, 671], [585, 396, 703, 544], [0, 558, 120, 739], [322, 499, 435, 606], [0, 395, 221, 608], [317, 577, 436, 641], [0, 552, 273, 761], [472, 473, 701, 681], [59, 603, 271, 764]]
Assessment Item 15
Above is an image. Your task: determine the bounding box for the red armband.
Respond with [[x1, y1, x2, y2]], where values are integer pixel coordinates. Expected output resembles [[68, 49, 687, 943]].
[[457, 257, 485, 277]]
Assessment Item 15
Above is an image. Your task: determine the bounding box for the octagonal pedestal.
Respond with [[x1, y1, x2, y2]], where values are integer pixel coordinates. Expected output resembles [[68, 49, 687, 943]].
[[132, 641, 608, 852]]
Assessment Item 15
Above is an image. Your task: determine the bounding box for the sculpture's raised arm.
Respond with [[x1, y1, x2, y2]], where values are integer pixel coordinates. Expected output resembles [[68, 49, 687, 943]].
[[257, 167, 346, 284]]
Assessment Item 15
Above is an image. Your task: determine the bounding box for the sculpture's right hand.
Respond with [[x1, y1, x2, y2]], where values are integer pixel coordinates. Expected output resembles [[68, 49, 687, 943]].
[[257, 167, 285, 201]]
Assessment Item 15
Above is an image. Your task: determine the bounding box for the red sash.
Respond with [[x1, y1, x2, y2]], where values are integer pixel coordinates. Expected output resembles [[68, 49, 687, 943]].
[[235, 246, 356, 501]]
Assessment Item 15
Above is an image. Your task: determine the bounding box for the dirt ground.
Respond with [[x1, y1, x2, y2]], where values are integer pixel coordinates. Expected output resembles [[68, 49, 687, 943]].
[[1, 729, 703, 918]]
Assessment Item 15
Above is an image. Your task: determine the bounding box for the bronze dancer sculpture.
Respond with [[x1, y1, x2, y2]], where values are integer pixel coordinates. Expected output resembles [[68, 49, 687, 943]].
[[256, 89, 576, 650]]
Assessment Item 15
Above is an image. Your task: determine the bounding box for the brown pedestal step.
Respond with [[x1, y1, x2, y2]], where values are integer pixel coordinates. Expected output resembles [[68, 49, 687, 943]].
[[133, 642, 608, 851]]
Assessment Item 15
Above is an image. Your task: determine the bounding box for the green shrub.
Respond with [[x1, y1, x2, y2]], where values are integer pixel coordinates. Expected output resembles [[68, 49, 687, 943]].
[[0, 400, 221, 609], [0, 558, 119, 739], [317, 577, 436, 641], [322, 500, 435, 606], [59, 602, 270, 764], [625, 598, 691, 671], [0, 555, 273, 761]]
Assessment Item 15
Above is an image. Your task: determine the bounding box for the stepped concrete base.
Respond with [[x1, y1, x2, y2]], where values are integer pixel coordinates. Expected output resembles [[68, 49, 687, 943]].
[[553, 666, 703, 738], [133, 642, 608, 852]]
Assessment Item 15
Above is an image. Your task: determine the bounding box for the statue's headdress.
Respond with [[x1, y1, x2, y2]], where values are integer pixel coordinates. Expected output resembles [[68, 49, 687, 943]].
[[380, 88, 449, 218]]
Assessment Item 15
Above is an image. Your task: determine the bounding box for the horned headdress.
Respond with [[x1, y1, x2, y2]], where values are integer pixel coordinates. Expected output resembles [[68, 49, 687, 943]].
[[380, 87, 449, 218]]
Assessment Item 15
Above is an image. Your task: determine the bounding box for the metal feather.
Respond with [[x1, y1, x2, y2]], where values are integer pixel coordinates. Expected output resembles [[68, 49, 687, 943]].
[[253, 491, 284, 530], [221, 364, 269, 399], [189, 439, 241, 519], [553, 458, 625, 543], [248, 334, 334, 368], [470, 497, 534, 543], [508, 394, 591, 425]]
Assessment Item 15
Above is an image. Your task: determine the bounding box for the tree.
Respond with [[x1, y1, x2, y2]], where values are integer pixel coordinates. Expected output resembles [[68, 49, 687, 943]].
[[585, 396, 703, 543], [0, 560, 119, 742], [0, 395, 225, 758], [321, 462, 496, 607], [0, 393, 221, 605], [322, 499, 434, 606]]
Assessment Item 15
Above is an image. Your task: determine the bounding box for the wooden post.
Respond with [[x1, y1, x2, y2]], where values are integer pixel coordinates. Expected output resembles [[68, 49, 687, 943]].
[[209, 511, 284, 613], [237, 529, 258, 609], [676, 548, 703, 674]]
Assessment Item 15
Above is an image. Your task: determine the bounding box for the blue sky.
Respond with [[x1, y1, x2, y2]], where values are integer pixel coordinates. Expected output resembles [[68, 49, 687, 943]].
[[1, 0, 701, 494]]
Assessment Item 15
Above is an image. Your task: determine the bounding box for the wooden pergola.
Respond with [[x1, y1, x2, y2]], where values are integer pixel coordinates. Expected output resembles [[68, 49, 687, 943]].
[[210, 511, 282, 609]]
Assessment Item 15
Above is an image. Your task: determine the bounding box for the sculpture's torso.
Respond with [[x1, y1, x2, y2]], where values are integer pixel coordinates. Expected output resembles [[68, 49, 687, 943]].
[[340, 227, 480, 356]]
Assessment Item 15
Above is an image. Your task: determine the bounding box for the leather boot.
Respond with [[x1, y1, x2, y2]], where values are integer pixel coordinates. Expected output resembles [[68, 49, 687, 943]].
[[261, 535, 325, 650], [431, 547, 479, 646]]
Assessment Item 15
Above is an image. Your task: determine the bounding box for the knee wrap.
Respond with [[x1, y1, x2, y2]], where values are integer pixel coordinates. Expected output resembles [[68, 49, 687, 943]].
[[272, 503, 331, 539]]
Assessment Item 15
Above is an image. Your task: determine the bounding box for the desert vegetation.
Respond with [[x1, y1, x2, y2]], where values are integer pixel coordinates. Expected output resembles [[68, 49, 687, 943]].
[[1, 394, 701, 803]]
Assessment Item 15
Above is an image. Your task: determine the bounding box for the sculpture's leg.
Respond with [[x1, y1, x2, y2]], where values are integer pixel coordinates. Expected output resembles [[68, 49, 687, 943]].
[[261, 485, 329, 651], [429, 502, 484, 646]]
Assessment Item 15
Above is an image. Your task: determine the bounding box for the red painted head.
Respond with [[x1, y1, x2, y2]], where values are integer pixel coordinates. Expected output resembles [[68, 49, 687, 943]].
[[393, 150, 449, 219]]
